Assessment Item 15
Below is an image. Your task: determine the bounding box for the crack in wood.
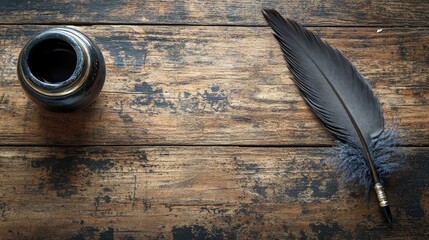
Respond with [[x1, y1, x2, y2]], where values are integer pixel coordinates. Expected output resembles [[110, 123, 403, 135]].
[[132, 175, 137, 208]]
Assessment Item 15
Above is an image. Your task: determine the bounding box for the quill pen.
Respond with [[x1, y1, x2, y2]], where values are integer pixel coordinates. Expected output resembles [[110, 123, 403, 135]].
[[263, 9, 400, 223]]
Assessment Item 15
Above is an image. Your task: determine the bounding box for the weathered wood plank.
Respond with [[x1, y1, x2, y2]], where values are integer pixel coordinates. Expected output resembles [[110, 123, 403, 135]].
[[0, 146, 427, 239], [1, 0, 428, 26], [1, 26, 427, 146]]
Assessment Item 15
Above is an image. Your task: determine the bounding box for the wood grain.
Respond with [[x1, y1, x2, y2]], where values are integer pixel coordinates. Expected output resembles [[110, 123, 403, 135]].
[[1, 2, 428, 239], [0, 0, 428, 26], [0, 26, 428, 146], [0, 146, 427, 239]]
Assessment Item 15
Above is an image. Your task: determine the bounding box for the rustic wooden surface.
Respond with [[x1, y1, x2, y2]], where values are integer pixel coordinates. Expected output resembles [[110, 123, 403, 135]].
[[0, 1, 428, 239], [0, 0, 428, 26]]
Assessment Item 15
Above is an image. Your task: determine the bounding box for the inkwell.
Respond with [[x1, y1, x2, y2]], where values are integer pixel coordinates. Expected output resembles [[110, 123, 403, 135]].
[[17, 27, 105, 111]]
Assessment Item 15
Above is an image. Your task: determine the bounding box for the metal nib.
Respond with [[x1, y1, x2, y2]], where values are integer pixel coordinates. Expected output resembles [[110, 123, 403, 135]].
[[381, 206, 392, 223]]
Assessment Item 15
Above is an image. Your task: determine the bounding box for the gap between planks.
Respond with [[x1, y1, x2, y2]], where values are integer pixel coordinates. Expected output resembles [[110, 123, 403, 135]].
[[0, 144, 426, 148], [0, 22, 428, 28]]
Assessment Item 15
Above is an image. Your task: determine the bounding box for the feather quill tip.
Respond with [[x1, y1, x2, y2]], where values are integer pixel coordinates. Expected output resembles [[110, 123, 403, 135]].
[[382, 206, 393, 223]]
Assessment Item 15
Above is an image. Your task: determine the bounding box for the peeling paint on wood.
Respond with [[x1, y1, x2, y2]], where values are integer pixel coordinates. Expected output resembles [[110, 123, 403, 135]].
[[0, 147, 428, 238], [0, 26, 427, 146]]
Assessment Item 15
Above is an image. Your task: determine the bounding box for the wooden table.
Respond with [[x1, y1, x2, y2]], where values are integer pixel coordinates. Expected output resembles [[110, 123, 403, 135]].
[[1, 1, 428, 239]]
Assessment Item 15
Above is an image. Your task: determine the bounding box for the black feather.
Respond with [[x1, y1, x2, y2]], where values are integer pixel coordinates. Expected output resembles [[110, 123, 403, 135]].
[[263, 9, 383, 149], [263, 9, 401, 222]]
